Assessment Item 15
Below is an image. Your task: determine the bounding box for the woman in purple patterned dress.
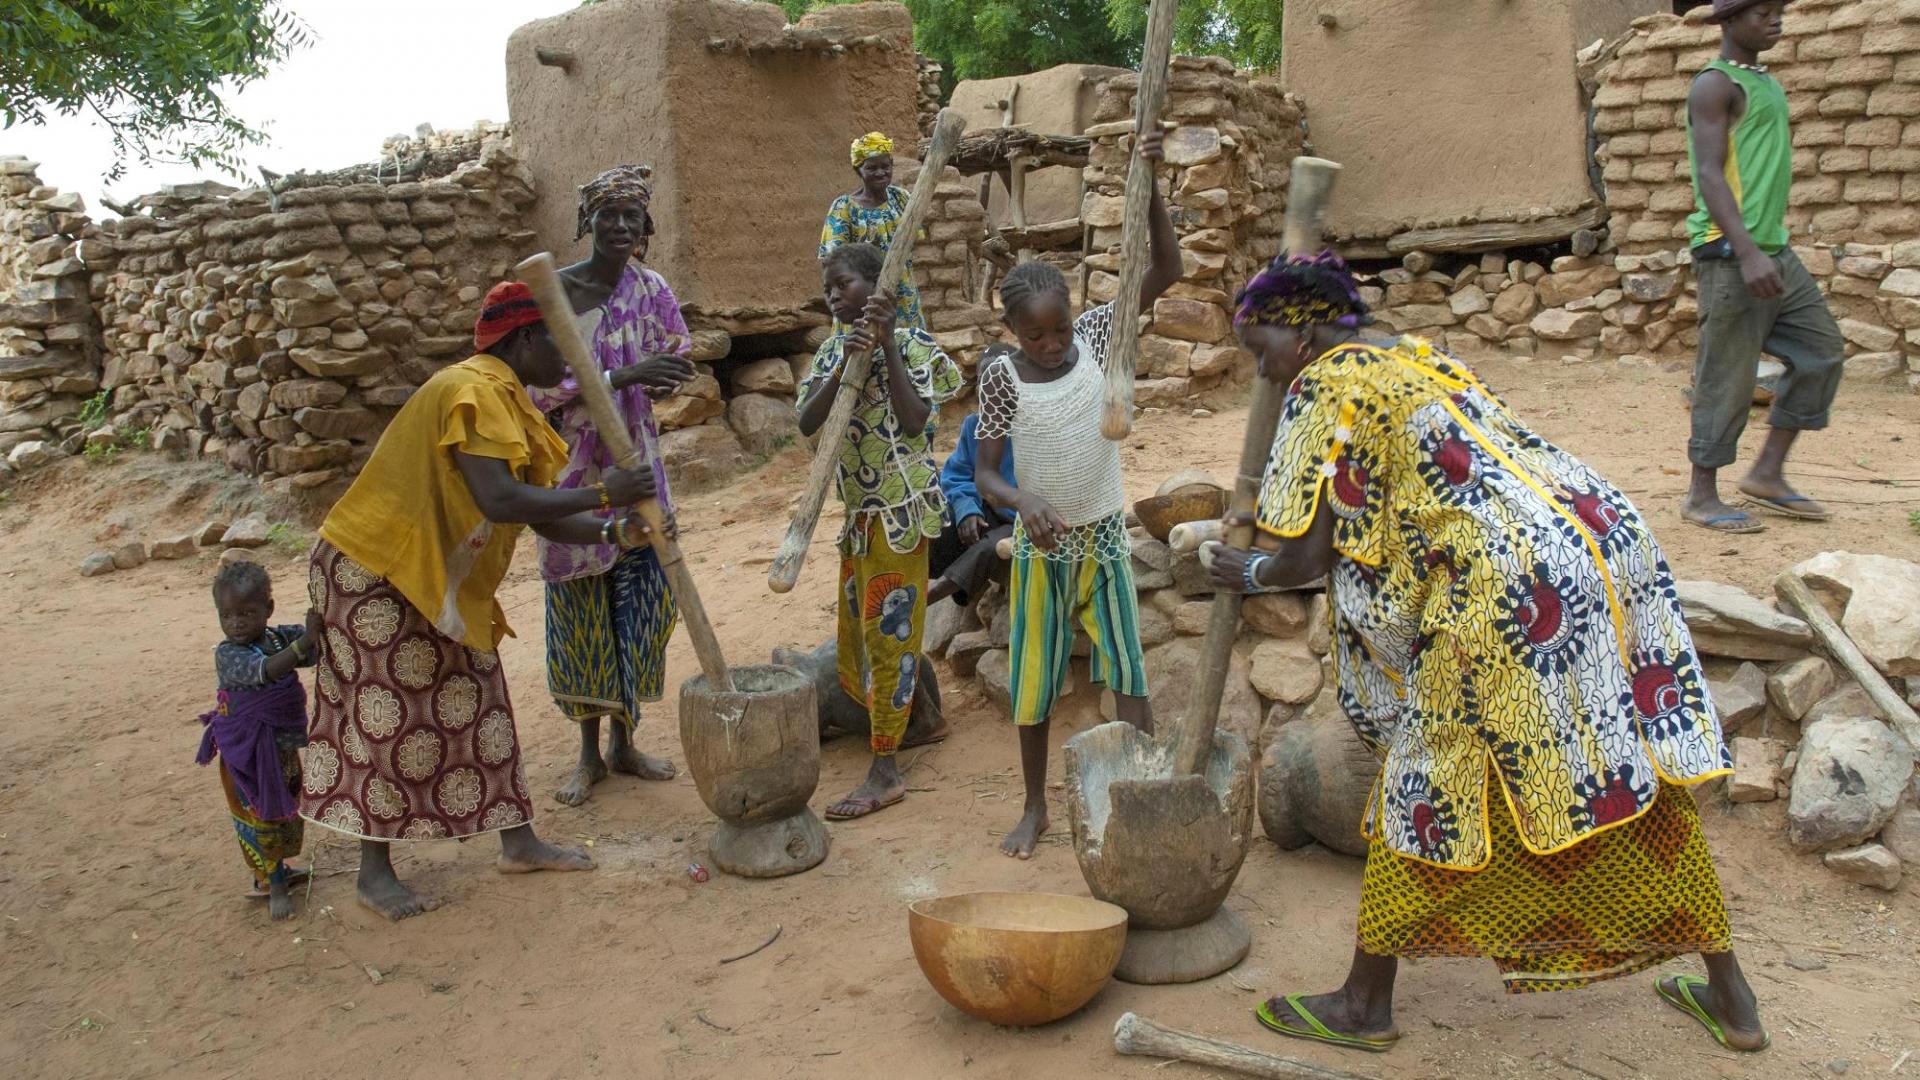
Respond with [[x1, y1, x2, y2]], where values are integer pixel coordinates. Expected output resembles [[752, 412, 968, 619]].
[[530, 165, 697, 807]]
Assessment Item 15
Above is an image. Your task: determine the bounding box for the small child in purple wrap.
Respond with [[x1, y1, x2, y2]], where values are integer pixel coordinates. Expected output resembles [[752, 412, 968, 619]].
[[196, 562, 320, 920]]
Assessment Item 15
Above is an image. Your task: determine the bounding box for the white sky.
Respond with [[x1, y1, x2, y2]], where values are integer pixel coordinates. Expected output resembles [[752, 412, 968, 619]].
[[0, 0, 578, 214]]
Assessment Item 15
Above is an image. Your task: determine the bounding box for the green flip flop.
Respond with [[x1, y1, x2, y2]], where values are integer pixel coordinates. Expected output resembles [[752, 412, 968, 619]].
[[1656, 974, 1770, 1052], [1254, 994, 1398, 1053]]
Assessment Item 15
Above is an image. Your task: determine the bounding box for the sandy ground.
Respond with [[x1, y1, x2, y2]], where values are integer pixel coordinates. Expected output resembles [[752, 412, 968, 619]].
[[3, 351, 1919, 1080]]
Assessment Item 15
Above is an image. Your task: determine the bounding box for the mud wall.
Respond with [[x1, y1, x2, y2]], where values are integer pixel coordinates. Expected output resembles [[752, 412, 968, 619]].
[[506, 0, 920, 333], [1590, 0, 1920, 386], [950, 64, 1130, 228], [1280, 0, 1664, 243]]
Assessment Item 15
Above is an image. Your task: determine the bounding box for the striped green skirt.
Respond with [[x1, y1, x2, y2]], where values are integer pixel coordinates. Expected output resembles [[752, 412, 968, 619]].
[[544, 547, 678, 729], [1007, 542, 1147, 726]]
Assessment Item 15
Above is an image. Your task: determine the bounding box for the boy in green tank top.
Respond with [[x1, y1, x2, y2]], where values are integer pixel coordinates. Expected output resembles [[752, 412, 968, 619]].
[[1682, 0, 1843, 535]]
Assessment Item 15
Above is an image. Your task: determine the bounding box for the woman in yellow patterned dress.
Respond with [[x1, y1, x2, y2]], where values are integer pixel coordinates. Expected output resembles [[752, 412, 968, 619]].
[[1207, 252, 1767, 1054]]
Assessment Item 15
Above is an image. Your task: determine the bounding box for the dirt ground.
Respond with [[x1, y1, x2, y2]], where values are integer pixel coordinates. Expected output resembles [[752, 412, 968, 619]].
[[3, 351, 1918, 1080]]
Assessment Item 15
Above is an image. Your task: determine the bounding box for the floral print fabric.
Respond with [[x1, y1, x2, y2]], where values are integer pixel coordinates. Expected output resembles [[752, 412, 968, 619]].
[[818, 186, 926, 332], [1256, 337, 1730, 871], [799, 326, 962, 556], [299, 542, 535, 842]]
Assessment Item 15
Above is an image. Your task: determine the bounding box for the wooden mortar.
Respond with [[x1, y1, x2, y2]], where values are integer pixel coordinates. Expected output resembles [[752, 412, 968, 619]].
[[679, 663, 828, 878]]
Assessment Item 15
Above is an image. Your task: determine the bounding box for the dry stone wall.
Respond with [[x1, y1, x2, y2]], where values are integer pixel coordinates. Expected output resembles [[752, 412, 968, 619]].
[[0, 159, 105, 465], [1079, 57, 1303, 409], [1588, 0, 1920, 387]]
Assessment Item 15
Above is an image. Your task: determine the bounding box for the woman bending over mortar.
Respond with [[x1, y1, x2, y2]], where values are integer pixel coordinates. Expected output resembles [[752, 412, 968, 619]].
[[532, 165, 696, 807], [1207, 253, 1767, 1054], [300, 283, 657, 920]]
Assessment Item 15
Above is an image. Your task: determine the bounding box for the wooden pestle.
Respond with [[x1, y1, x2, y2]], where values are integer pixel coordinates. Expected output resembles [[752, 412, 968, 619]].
[[1098, 0, 1180, 442], [1165, 156, 1343, 779], [515, 252, 734, 692], [767, 108, 969, 594]]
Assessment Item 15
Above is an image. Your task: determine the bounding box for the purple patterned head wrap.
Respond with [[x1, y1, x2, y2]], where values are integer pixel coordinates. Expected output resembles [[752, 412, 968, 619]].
[[1232, 250, 1371, 329]]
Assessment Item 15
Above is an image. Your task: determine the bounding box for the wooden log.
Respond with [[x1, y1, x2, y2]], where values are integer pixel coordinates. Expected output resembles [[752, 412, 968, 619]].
[[1775, 572, 1920, 750], [1383, 204, 1608, 256], [1113, 1012, 1375, 1080], [1168, 156, 1342, 780], [516, 252, 733, 692], [999, 218, 1083, 252], [767, 108, 968, 594], [1098, 0, 1179, 442]]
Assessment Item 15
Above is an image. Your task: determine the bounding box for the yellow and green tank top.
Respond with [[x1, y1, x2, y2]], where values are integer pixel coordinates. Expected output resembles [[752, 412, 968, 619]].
[[1686, 59, 1791, 253]]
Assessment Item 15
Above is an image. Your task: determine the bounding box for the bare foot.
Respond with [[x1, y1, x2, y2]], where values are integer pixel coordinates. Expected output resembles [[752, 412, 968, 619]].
[[497, 826, 596, 874], [268, 878, 294, 921], [357, 875, 441, 921], [553, 758, 607, 807], [825, 758, 905, 821], [1659, 974, 1768, 1051], [607, 744, 676, 781], [1000, 802, 1049, 859]]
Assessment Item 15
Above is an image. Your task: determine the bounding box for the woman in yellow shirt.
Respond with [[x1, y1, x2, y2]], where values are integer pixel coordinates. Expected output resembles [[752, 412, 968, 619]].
[[300, 282, 658, 921], [1208, 253, 1765, 1054]]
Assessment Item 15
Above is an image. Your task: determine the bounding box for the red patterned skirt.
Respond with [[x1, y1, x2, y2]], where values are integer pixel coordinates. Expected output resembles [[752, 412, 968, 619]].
[[299, 541, 535, 841]]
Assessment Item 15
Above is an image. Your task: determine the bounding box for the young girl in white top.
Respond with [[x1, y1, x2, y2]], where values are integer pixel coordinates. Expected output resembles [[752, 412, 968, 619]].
[[973, 124, 1182, 858]]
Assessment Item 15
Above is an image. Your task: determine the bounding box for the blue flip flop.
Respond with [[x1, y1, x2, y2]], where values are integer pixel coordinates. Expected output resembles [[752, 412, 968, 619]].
[[1741, 492, 1831, 521], [1685, 511, 1765, 534]]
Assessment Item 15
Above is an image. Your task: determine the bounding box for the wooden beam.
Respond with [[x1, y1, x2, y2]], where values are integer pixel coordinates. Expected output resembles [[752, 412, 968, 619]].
[[1382, 205, 1609, 256], [534, 46, 577, 72]]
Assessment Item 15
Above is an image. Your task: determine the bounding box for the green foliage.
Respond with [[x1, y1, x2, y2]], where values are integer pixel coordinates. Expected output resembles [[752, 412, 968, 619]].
[[76, 389, 111, 429], [1908, 510, 1920, 536], [774, 0, 1136, 84], [266, 520, 308, 556], [0, 2, 310, 182], [1105, 0, 1285, 72]]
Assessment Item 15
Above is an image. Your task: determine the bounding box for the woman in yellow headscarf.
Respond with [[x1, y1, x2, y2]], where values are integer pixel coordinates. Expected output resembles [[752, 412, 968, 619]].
[[819, 131, 925, 331]]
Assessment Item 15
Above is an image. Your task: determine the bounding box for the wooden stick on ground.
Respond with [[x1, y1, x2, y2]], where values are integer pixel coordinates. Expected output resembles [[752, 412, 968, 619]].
[[1098, 0, 1179, 442], [767, 108, 969, 594], [1113, 1013, 1376, 1080], [516, 252, 734, 692], [1166, 156, 1342, 779], [1775, 572, 1920, 749]]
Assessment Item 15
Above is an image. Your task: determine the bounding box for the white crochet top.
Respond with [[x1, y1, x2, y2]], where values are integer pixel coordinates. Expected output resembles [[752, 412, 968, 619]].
[[976, 303, 1130, 562]]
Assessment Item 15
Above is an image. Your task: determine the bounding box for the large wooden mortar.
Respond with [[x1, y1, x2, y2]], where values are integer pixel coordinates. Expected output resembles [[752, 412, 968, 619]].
[[679, 664, 828, 878], [1064, 721, 1255, 984]]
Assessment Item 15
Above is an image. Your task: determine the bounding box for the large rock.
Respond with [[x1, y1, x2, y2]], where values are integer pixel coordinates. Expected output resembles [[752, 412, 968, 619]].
[[221, 514, 273, 548], [730, 355, 795, 396], [977, 648, 1013, 714], [79, 551, 116, 577], [922, 597, 974, 657], [1823, 843, 1902, 891], [1249, 638, 1323, 705], [1787, 713, 1914, 851], [1529, 308, 1605, 341], [1242, 592, 1307, 638], [658, 424, 745, 489], [7, 440, 54, 469], [1709, 662, 1769, 734], [1728, 736, 1788, 803], [1489, 283, 1539, 324], [1150, 297, 1231, 343], [650, 392, 726, 430], [1880, 804, 1920, 865], [289, 347, 393, 379], [1767, 656, 1835, 722], [725, 393, 799, 458], [148, 534, 199, 561], [1782, 552, 1920, 677], [110, 542, 148, 570], [946, 629, 994, 677], [1144, 637, 1260, 748], [1678, 580, 1813, 660]]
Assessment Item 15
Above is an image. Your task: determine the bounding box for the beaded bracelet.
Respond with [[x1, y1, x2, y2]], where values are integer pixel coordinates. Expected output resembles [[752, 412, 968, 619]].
[[1243, 553, 1271, 594], [594, 482, 611, 510]]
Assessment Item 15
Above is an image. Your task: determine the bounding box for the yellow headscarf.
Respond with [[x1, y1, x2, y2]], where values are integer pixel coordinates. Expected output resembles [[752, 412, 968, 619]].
[[849, 132, 894, 167]]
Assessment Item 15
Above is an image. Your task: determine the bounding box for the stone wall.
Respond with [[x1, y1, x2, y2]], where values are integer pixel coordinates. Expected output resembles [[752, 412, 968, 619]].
[[1588, 0, 1920, 386], [0, 159, 105, 464], [1079, 57, 1303, 408]]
